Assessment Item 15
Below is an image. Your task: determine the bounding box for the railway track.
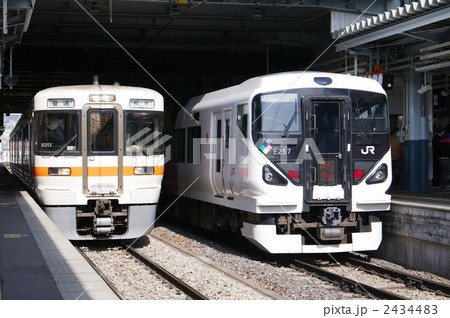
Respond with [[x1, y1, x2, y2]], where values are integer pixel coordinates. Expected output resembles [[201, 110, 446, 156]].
[[335, 254, 450, 297], [153, 222, 450, 300], [121, 243, 209, 300], [74, 245, 125, 300], [279, 257, 408, 300], [75, 222, 450, 300], [276, 254, 450, 300], [145, 233, 285, 300], [75, 231, 282, 300]]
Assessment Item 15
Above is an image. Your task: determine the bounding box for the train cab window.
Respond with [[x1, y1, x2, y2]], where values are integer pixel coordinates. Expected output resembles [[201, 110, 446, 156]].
[[237, 104, 248, 137], [125, 111, 164, 155], [351, 91, 388, 133], [253, 92, 301, 134], [36, 111, 80, 155]]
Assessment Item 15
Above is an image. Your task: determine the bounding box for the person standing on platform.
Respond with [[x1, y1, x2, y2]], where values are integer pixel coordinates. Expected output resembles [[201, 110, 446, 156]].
[[390, 127, 404, 186], [438, 124, 450, 190], [432, 127, 445, 186]]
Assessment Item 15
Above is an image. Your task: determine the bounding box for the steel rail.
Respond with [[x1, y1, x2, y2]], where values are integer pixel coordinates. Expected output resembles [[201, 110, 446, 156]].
[[74, 245, 125, 300], [287, 258, 408, 300], [150, 232, 286, 300], [122, 244, 209, 300], [336, 255, 450, 297]]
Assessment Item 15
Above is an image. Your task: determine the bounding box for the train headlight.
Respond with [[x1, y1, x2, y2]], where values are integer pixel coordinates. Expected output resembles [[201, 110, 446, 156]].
[[262, 165, 288, 186], [133, 167, 154, 175], [48, 167, 71, 176], [366, 164, 388, 184], [89, 94, 116, 102]]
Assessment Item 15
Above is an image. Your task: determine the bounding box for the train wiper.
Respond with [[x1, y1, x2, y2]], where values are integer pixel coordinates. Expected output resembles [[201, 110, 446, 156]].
[[282, 99, 299, 138], [129, 136, 148, 156], [354, 107, 370, 136], [54, 134, 78, 157]]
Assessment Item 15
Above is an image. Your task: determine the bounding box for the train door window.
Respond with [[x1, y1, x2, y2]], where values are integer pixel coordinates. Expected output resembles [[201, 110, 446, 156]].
[[216, 119, 222, 173], [237, 104, 248, 137], [314, 101, 339, 154], [187, 126, 201, 164], [88, 109, 117, 154], [173, 128, 185, 163]]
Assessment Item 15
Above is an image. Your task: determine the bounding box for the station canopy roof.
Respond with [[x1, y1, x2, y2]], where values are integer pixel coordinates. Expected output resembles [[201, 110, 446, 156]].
[[330, 0, 450, 76], [0, 0, 449, 114]]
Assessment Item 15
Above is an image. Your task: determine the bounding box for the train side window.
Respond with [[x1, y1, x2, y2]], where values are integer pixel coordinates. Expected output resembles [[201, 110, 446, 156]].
[[225, 119, 230, 149], [216, 119, 222, 173], [187, 126, 201, 164], [173, 128, 185, 163], [237, 104, 248, 137]]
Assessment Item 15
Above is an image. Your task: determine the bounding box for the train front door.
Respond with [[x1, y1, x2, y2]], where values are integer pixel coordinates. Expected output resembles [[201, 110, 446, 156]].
[[212, 110, 233, 197], [82, 105, 123, 196], [304, 98, 351, 203]]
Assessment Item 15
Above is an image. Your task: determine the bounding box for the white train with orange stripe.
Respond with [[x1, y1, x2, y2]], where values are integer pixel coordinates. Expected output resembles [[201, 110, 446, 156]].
[[9, 81, 164, 240]]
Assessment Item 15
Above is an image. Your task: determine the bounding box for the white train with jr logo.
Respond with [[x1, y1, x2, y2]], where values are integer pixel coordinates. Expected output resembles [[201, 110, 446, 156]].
[[164, 71, 391, 253]]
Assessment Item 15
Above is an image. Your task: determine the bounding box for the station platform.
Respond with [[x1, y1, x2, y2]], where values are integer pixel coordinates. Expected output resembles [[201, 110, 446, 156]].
[[0, 164, 119, 300], [389, 185, 450, 211], [375, 186, 450, 279]]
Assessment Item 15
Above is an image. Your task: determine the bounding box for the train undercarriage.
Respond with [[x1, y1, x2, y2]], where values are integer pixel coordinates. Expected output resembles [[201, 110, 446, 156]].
[[76, 199, 128, 236], [163, 195, 377, 249]]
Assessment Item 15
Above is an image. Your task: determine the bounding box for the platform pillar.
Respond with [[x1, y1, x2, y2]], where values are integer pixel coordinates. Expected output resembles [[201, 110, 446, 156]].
[[404, 69, 429, 192]]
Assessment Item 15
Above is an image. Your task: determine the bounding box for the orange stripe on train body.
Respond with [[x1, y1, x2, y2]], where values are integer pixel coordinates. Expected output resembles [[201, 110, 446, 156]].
[[34, 166, 164, 177]]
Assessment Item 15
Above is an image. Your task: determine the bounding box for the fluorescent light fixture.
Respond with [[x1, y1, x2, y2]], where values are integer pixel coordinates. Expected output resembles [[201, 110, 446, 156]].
[[417, 84, 432, 95]]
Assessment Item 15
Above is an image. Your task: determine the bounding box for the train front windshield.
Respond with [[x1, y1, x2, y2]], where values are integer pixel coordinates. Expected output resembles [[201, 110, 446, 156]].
[[36, 112, 79, 155], [252, 89, 388, 136], [253, 92, 301, 134], [350, 90, 388, 133]]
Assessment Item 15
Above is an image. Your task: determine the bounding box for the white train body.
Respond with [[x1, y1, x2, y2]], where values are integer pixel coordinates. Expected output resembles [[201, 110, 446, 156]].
[[10, 84, 164, 240], [166, 71, 391, 253]]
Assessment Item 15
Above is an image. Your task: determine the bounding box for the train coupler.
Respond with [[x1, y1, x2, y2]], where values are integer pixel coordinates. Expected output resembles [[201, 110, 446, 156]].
[[316, 207, 345, 241], [321, 207, 342, 226], [94, 216, 113, 235], [316, 226, 345, 241], [94, 199, 113, 234], [94, 199, 113, 215]]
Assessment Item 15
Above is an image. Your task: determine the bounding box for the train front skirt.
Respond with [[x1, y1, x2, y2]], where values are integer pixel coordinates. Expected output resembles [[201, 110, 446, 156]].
[[241, 219, 382, 253], [45, 205, 157, 240]]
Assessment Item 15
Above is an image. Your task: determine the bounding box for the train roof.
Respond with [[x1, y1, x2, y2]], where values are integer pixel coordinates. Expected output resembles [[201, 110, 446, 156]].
[[34, 84, 161, 98], [185, 71, 386, 113], [32, 84, 164, 111]]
